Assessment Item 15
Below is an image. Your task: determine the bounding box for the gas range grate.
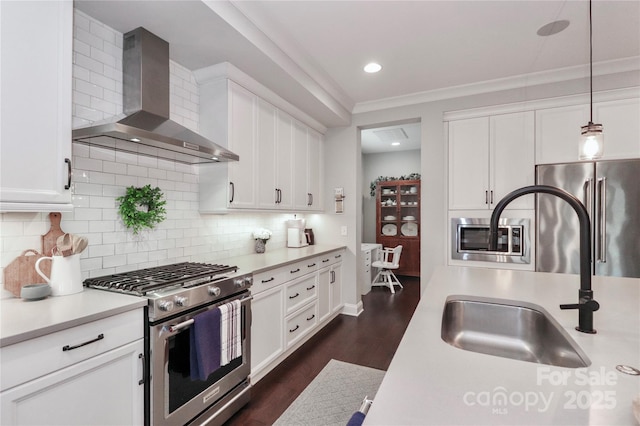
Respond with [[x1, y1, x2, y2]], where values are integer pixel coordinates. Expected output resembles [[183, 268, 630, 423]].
[[84, 262, 238, 296]]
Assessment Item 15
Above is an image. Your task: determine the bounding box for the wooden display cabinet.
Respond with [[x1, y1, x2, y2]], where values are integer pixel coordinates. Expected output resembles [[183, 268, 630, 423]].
[[375, 180, 420, 277]]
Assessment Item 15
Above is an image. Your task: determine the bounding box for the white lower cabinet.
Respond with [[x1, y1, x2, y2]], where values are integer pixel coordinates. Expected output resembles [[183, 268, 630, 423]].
[[1, 340, 144, 425], [0, 309, 144, 426], [251, 286, 285, 376], [250, 249, 344, 383]]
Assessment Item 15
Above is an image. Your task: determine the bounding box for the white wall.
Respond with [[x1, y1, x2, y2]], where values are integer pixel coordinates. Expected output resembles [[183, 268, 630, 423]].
[[362, 149, 421, 244]]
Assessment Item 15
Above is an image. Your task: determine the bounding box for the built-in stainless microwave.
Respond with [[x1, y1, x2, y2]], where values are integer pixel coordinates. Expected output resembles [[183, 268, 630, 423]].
[[451, 218, 530, 264]]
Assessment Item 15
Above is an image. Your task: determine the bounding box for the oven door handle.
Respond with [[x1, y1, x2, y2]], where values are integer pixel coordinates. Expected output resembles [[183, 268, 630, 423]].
[[165, 294, 253, 334], [168, 319, 195, 333]]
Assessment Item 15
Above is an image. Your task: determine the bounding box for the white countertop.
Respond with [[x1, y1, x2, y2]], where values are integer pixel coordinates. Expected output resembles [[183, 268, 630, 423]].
[[365, 266, 640, 425], [0, 289, 147, 347], [1, 245, 345, 348], [222, 244, 345, 274]]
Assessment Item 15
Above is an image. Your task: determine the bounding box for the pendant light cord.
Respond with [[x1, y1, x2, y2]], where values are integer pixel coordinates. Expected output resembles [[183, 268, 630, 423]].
[[589, 0, 593, 124]]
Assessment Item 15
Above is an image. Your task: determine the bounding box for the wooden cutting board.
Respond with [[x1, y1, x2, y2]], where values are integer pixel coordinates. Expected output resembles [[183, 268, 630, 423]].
[[42, 212, 64, 256], [3, 249, 50, 297]]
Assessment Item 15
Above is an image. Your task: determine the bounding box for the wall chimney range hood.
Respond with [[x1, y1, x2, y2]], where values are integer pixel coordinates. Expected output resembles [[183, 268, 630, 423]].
[[72, 27, 238, 164]]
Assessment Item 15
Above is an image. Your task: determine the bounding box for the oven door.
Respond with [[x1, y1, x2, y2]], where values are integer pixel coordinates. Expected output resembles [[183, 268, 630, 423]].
[[149, 292, 251, 426]]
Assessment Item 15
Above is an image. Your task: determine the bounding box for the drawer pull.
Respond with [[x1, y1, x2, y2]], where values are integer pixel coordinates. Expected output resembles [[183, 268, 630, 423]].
[[306, 285, 315, 291], [289, 325, 299, 333], [322, 259, 330, 263], [306, 314, 315, 321], [307, 263, 316, 268], [62, 333, 104, 352], [335, 254, 342, 259], [261, 277, 275, 283], [138, 353, 145, 385], [290, 268, 300, 274], [289, 292, 300, 299]]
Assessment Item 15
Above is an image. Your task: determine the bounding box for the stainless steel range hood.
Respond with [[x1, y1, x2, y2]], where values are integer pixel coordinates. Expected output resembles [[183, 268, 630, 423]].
[[72, 27, 238, 164]]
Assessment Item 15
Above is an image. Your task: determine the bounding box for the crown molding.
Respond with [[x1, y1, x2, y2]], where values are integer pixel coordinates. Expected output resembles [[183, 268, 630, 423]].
[[353, 57, 640, 114]]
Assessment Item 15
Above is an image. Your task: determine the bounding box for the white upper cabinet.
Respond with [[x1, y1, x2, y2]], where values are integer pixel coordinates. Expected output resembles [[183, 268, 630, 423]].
[[199, 77, 323, 213], [535, 104, 590, 165], [448, 117, 490, 210], [593, 98, 640, 159], [292, 121, 323, 211], [256, 103, 294, 210], [448, 112, 534, 210], [536, 97, 640, 164], [490, 112, 535, 209], [0, 0, 73, 211], [199, 80, 258, 212]]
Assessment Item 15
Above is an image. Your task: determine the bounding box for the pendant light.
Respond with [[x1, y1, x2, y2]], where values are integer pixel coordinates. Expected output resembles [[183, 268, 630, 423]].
[[579, 0, 603, 160]]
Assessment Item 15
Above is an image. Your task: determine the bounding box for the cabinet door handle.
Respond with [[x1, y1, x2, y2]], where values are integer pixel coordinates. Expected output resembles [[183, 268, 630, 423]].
[[62, 333, 104, 352], [261, 277, 275, 283], [278, 189, 282, 203], [275, 188, 279, 204], [289, 325, 299, 333], [310, 193, 313, 206], [64, 158, 72, 190], [330, 270, 335, 283], [306, 314, 315, 321], [289, 292, 300, 299], [485, 190, 489, 205], [306, 285, 315, 291], [490, 190, 494, 204], [138, 353, 145, 385], [229, 182, 235, 203], [290, 268, 300, 274]]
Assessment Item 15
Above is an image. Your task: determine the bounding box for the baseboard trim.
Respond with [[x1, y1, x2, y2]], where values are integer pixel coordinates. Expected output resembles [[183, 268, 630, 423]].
[[341, 301, 364, 317]]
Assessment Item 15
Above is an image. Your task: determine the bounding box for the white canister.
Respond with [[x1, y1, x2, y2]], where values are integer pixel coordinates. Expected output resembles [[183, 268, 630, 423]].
[[35, 254, 83, 296]]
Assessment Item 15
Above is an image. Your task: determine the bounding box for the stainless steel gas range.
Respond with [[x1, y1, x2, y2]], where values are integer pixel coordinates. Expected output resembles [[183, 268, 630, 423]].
[[84, 262, 253, 426]]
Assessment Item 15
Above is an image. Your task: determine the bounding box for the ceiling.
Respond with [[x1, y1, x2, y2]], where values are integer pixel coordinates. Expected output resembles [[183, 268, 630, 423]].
[[76, 0, 640, 134]]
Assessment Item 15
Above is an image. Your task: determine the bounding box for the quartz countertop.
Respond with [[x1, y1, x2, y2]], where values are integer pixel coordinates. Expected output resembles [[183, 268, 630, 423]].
[[364, 266, 640, 425], [1, 245, 345, 348], [221, 244, 346, 275], [0, 289, 147, 347]]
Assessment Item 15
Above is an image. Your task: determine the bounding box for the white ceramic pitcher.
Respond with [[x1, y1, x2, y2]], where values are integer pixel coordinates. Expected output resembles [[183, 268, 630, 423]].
[[35, 254, 83, 296]]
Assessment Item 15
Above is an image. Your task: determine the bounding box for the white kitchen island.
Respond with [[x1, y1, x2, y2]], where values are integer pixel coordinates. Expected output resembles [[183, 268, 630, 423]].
[[365, 266, 640, 425]]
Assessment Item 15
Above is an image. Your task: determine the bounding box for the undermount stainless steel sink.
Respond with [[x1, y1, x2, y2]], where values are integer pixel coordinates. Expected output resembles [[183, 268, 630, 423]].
[[441, 295, 590, 368]]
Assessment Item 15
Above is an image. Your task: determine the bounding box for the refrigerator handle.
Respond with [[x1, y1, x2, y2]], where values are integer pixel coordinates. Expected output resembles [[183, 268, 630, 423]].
[[596, 177, 607, 263]]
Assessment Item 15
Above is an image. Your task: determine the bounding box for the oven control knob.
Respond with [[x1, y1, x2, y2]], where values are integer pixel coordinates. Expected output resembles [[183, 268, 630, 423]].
[[158, 300, 175, 312], [174, 296, 189, 307], [208, 286, 221, 297], [244, 276, 253, 286], [234, 278, 246, 288]]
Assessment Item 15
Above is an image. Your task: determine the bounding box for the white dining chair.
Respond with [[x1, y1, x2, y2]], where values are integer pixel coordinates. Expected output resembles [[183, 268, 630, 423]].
[[371, 245, 403, 293]]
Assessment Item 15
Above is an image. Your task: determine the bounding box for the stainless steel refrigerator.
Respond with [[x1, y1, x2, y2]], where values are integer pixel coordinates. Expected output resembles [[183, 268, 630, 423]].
[[536, 159, 640, 278]]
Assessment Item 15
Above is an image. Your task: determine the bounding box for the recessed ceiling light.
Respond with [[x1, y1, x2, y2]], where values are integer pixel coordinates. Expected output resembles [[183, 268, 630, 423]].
[[391, 142, 400, 146], [130, 138, 141, 142], [364, 62, 382, 73], [537, 20, 570, 37]]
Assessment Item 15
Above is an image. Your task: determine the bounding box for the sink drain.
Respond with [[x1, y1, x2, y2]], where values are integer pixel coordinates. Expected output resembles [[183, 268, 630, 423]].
[[616, 365, 640, 375]]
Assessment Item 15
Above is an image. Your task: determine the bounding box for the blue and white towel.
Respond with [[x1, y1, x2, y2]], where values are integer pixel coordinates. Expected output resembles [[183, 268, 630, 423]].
[[189, 308, 222, 381], [219, 300, 242, 366]]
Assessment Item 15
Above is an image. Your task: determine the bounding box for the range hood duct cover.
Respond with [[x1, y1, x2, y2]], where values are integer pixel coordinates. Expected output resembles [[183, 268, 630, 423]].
[[72, 27, 238, 164]]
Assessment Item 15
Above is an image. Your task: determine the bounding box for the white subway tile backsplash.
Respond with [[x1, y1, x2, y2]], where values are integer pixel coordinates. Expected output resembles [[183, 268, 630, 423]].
[[74, 52, 104, 74], [89, 72, 116, 92], [103, 255, 127, 269], [74, 104, 104, 122], [89, 220, 115, 233], [90, 46, 117, 68], [73, 208, 103, 221], [75, 27, 104, 50], [89, 20, 116, 45]]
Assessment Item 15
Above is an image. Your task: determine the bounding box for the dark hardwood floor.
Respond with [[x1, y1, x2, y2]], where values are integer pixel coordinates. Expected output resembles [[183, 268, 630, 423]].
[[225, 276, 421, 426]]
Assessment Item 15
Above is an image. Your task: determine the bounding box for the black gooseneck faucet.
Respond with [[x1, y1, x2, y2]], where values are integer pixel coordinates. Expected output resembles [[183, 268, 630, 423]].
[[489, 185, 600, 334]]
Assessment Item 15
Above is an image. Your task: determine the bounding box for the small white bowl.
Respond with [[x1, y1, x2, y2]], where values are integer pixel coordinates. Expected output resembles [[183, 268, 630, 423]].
[[21, 284, 51, 301]]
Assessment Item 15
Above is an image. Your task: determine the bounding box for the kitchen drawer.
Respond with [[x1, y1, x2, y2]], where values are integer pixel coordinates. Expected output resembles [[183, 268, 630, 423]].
[[1, 309, 143, 391], [285, 274, 317, 314], [284, 259, 314, 282], [285, 302, 317, 347], [318, 250, 344, 268], [253, 267, 289, 294]]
